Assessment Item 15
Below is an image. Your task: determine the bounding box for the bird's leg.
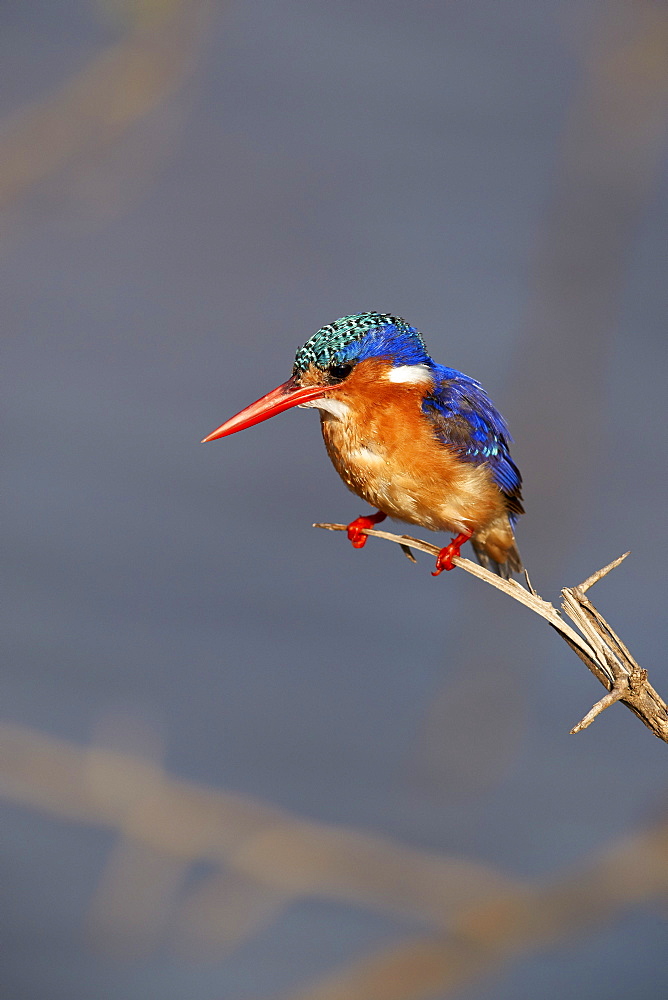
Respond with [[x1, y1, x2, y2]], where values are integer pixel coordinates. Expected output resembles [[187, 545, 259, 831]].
[[432, 530, 473, 576], [346, 511, 387, 549]]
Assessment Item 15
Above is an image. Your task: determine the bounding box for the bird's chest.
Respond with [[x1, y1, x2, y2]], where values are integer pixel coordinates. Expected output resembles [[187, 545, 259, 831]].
[[321, 412, 391, 496], [316, 394, 498, 533], [319, 404, 449, 527]]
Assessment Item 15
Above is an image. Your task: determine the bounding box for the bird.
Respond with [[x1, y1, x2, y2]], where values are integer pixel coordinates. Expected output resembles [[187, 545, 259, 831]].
[[202, 312, 523, 577]]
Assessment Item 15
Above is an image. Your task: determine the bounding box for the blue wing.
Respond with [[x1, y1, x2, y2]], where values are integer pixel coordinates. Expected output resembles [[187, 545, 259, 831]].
[[422, 366, 524, 516]]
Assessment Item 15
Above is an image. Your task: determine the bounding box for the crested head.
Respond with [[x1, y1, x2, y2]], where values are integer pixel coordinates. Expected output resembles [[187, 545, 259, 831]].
[[292, 313, 431, 376]]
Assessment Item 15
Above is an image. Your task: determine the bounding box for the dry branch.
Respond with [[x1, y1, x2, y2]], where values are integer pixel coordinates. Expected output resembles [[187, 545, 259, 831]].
[[314, 523, 668, 742]]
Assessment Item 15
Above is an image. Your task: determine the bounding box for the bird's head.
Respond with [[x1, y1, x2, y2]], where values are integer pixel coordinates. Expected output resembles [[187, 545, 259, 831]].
[[202, 312, 434, 442]]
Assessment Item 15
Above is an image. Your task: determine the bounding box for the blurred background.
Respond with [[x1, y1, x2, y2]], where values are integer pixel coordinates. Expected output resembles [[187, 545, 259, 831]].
[[3, 2, 668, 998]]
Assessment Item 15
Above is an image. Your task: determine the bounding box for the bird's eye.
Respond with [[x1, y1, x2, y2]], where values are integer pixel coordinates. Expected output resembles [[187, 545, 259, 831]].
[[328, 363, 354, 383]]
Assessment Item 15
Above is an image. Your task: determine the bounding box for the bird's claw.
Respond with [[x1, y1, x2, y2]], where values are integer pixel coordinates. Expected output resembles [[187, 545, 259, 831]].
[[346, 512, 387, 549], [432, 532, 472, 576]]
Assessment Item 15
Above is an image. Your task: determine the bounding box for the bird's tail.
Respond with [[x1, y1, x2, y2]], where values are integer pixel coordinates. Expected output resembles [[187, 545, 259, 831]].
[[471, 516, 523, 580]]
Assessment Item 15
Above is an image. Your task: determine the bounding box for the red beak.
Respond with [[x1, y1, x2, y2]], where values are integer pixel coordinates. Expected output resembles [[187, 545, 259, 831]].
[[201, 376, 332, 443]]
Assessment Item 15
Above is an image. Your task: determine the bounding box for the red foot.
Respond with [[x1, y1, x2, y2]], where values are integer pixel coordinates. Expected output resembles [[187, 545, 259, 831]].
[[432, 531, 472, 576], [346, 511, 387, 549]]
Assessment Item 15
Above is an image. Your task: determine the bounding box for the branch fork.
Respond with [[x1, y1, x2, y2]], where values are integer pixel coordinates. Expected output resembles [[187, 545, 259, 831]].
[[313, 522, 668, 743]]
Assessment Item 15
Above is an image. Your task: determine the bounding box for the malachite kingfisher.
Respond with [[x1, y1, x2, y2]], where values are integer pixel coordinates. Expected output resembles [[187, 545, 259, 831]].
[[203, 313, 523, 577]]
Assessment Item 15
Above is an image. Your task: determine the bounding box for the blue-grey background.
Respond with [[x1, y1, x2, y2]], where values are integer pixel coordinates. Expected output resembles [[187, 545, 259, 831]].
[[3, 2, 668, 998]]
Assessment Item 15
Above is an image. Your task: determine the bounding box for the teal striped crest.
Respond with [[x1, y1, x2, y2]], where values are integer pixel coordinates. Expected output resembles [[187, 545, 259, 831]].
[[292, 312, 423, 374]]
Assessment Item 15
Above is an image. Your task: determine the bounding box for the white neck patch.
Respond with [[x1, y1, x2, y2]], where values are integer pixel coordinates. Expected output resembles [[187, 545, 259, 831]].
[[386, 364, 432, 386], [299, 397, 350, 420]]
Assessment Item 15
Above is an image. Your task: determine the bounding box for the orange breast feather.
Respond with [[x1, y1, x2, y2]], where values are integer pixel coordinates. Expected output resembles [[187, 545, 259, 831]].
[[313, 358, 506, 535]]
